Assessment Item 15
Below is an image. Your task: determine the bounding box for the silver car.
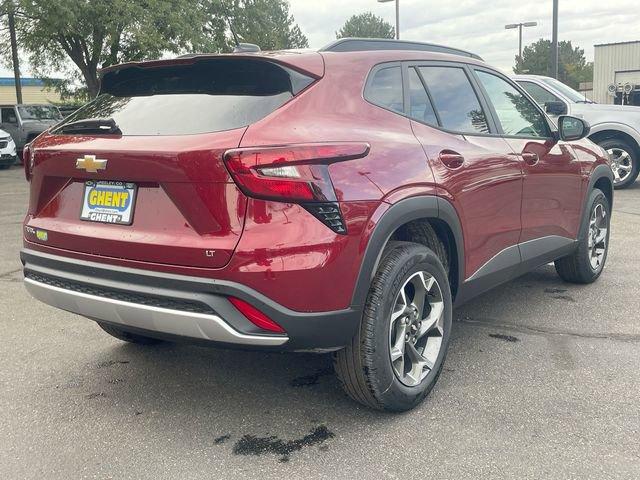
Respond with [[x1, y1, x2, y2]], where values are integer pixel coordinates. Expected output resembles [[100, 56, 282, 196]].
[[514, 74, 640, 188], [0, 128, 17, 169]]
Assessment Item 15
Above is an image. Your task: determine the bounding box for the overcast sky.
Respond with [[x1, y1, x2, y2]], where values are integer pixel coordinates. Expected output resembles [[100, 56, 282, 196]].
[[2, 0, 639, 78]]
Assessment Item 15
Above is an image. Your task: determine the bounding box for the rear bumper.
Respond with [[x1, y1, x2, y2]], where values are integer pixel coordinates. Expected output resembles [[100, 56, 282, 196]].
[[21, 249, 360, 351]]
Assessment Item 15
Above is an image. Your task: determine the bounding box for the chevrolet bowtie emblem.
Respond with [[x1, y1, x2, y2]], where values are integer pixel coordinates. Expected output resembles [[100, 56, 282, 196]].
[[76, 155, 107, 173]]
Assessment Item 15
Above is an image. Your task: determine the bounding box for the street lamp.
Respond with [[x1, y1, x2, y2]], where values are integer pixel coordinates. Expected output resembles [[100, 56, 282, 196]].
[[378, 0, 399, 40], [505, 21, 537, 61]]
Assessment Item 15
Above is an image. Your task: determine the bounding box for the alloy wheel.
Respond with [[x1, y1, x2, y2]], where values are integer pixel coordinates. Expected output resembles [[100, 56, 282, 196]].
[[607, 147, 633, 185], [588, 202, 608, 271], [389, 271, 445, 387]]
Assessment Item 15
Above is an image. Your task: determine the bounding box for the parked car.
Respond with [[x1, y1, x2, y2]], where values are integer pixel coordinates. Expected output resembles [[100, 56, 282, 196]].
[[515, 74, 639, 189], [21, 39, 613, 411], [0, 128, 17, 169], [0, 104, 63, 159]]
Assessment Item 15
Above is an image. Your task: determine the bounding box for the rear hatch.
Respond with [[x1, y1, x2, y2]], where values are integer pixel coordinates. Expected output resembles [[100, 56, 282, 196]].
[[25, 55, 320, 268]]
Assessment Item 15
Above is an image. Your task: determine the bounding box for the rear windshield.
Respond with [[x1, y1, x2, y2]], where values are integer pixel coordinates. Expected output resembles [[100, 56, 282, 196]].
[[52, 58, 314, 136]]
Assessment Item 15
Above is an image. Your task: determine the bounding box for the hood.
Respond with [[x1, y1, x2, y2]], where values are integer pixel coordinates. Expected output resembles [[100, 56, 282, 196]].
[[0, 128, 10, 138], [571, 103, 640, 129], [21, 119, 59, 129]]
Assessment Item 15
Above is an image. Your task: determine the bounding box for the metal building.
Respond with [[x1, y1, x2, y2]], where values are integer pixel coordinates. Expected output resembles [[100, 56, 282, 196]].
[[593, 41, 640, 105], [0, 77, 61, 104]]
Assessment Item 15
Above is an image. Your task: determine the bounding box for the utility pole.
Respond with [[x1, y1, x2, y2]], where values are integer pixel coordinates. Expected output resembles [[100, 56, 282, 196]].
[[505, 22, 537, 61], [6, 0, 23, 104], [378, 0, 399, 39], [551, 0, 559, 79]]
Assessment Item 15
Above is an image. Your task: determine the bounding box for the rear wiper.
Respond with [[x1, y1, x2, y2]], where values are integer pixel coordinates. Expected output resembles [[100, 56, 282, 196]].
[[57, 117, 122, 135]]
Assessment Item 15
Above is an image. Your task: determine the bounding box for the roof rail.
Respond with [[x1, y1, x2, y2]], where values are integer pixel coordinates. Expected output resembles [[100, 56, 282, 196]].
[[320, 38, 483, 61]]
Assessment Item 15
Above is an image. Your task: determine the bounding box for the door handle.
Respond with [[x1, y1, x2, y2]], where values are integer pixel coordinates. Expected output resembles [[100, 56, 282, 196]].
[[522, 152, 539, 166], [438, 150, 465, 169]]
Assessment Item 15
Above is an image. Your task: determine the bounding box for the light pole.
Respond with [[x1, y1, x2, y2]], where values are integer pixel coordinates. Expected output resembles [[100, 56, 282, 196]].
[[505, 21, 538, 61], [378, 0, 399, 39], [551, 0, 559, 79]]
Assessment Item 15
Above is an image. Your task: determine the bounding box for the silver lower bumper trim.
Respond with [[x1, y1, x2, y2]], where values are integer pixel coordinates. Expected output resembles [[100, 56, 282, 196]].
[[24, 278, 288, 346]]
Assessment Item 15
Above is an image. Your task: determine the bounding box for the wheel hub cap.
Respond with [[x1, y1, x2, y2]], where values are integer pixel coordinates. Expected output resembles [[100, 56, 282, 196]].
[[388, 271, 445, 387], [588, 203, 608, 271], [607, 147, 633, 184]]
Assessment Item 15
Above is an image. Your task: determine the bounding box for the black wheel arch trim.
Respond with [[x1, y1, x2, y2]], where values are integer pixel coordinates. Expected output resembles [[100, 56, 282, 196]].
[[580, 164, 614, 235], [351, 195, 465, 308]]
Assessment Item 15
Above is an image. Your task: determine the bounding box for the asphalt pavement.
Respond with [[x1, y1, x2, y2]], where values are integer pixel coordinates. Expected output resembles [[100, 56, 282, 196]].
[[1, 165, 639, 479]]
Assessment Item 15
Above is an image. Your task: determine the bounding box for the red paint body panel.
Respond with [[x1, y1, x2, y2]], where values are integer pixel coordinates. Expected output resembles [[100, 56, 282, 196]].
[[24, 49, 609, 316]]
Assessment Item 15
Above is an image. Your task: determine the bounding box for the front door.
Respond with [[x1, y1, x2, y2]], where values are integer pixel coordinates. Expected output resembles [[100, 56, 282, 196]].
[[472, 69, 583, 244]]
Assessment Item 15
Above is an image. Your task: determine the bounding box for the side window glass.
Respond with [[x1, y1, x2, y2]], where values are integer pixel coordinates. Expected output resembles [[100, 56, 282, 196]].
[[418, 66, 489, 134], [476, 71, 549, 138], [1, 108, 17, 123], [408, 68, 438, 126], [518, 81, 561, 107], [365, 66, 404, 114]]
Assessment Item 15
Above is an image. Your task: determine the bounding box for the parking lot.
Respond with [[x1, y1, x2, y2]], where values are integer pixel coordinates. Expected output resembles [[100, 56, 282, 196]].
[[1, 164, 639, 479]]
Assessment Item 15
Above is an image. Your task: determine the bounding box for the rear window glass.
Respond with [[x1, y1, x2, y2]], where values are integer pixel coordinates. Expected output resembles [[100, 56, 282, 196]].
[[53, 59, 314, 136]]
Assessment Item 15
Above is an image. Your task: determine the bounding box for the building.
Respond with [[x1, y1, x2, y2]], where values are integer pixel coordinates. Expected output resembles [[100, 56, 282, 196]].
[[593, 41, 640, 105], [0, 77, 62, 104]]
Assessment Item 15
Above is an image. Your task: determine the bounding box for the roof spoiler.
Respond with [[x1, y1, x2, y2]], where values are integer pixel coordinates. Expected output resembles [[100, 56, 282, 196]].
[[320, 38, 483, 61]]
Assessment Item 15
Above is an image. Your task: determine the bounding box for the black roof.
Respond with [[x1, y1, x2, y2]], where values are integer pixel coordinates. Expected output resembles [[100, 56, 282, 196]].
[[320, 38, 483, 61]]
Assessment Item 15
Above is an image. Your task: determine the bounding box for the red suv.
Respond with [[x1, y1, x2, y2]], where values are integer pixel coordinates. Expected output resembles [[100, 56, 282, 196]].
[[22, 39, 613, 411]]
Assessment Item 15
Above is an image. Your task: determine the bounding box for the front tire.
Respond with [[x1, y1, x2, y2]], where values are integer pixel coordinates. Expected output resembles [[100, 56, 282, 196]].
[[598, 138, 639, 189], [334, 242, 452, 412], [97, 322, 165, 345], [555, 188, 610, 284]]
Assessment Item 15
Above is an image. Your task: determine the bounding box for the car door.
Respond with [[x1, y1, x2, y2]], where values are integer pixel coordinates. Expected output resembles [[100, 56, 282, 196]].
[[472, 69, 583, 248], [0, 107, 20, 146], [405, 63, 524, 283], [517, 80, 568, 122]]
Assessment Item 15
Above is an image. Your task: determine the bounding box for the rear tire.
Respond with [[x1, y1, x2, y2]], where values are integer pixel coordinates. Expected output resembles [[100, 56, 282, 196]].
[[555, 188, 610, 284], [334, 241, 452, 412], [97, 322, 165, 345], [597, 138, 639, 189]]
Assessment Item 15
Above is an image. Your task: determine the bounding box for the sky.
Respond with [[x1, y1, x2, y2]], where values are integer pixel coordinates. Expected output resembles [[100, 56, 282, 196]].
[[1, 0, 639, 78]]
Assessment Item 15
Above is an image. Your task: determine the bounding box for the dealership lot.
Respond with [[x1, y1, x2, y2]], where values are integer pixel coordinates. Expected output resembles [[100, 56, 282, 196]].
[[1, 165, 639, 479]]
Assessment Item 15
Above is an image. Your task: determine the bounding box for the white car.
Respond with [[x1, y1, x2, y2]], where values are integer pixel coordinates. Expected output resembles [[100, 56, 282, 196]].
[[0, 129, 17, 169], [514, 74, 640, 189]]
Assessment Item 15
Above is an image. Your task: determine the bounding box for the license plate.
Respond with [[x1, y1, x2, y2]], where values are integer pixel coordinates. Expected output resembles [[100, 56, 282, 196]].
[[80, 181, 137, 225]]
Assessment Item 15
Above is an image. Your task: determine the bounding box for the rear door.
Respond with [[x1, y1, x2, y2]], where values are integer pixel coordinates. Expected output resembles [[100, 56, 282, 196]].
[[472, 68, 583, 243], [25, 57, 317, 269], [406, 62, 524, 281]]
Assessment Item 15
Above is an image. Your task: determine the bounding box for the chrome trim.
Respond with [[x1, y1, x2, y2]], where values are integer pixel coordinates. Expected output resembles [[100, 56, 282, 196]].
[[24, 278, 288, 346]]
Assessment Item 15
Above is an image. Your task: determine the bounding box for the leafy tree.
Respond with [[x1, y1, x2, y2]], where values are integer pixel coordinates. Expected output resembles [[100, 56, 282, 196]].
[[0, 0, 308, 99], [513, 39, 593, 89], [197, 0, 309, 53], [336, 12, 394, 39]]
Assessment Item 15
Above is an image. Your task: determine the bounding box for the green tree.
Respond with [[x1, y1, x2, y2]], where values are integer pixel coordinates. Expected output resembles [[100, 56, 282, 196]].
[[336, 12, 394, 39], [0, 0, 308, 99], [513, 39, 593, 89], [218, 0, 309, 51]]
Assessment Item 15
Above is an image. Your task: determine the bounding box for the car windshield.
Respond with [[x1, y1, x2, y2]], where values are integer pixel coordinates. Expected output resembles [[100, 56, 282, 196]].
[[540, 78, 593, 103], [17, 105, 63, 121]]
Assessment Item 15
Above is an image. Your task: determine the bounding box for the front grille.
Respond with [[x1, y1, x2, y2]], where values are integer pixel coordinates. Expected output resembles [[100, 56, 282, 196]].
[[25, 271, 216, 315]]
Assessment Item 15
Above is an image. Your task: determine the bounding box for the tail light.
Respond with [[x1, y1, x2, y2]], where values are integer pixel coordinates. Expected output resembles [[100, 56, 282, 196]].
[[223, 143, 369, 235], [228, 297, 286, 334], [23, 143, 33, 182], [223, 143, 369, 203]]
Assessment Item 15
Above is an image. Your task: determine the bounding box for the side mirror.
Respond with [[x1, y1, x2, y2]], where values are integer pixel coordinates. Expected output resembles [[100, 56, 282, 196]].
[[545, 100, 568, 115], [558, 115, 590, 141]]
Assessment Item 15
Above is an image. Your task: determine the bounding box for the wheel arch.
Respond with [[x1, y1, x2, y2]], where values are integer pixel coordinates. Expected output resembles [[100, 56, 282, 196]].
[[589, 125, 640, 157], [580, 164, 614, 235], [351, 196, 464, 307]]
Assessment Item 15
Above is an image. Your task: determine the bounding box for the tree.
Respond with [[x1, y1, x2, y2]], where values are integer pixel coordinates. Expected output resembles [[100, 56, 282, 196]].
[[200, 0, 308, 52], [336, 12, 394, 40], [513, 39, 593, 89], [0, 0, 309, 100]]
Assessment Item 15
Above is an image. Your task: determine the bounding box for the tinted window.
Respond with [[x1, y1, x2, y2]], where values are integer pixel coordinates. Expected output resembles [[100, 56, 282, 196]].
[[518, 81, 561, 106], [18, 105, 62, 121], [476, 71, 549, 138], [408, 68, 438, 125], [1, 108, 17, 123], [365, 66, 404, 114], [418, 66, 489, 134], [53, 59, 313, 136]]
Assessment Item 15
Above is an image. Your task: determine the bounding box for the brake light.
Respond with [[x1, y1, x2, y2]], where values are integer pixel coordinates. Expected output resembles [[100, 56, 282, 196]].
[[228, 297, 286, 334], [223, 143, 369, 202], [23, 143, 33, 182]]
